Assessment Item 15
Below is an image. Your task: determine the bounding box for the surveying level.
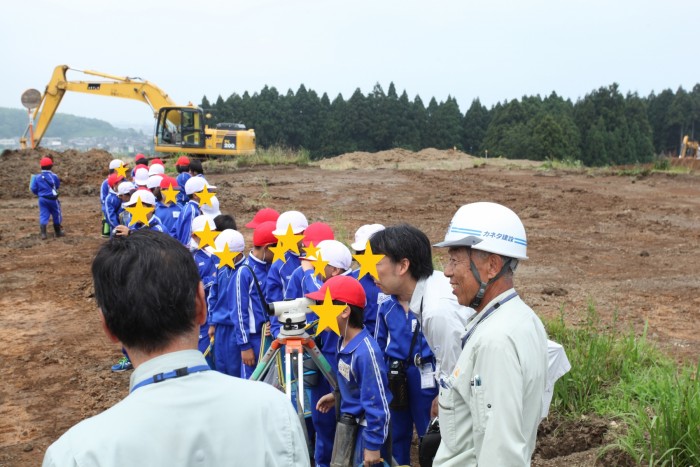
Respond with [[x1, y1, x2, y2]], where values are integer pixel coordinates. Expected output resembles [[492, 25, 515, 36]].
[[251, 297, 338, 412]]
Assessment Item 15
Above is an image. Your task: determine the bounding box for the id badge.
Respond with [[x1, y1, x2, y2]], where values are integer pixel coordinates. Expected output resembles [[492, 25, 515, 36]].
[[420, 363, 436, 389]]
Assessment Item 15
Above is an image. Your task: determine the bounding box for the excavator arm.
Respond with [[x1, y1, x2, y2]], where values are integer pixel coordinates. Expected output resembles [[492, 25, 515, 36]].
[[24, 65, 185, 147], [21, 65, 256, 156]]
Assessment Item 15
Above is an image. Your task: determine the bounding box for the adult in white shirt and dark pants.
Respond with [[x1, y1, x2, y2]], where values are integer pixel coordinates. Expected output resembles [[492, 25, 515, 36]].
[[433, 202, 548, 466], [42, 230, 309, 467]]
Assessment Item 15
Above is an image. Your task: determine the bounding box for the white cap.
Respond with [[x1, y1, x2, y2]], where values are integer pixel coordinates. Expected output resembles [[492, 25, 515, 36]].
[[147, 175, 163, 190], [117, 181, 136, 196], [124, 189, 156, 207], [309, 240, 352, 271], [148, 164, 165, 176], [184, 177, 217, 195], [214, 229, 245, 253], [109, 159, 124, 170], [192, 214, 216, 234], [272, 210, 308, 235], [351, 224, 385, 251], [201, 195, 221, 219], [134, 167, 150, 186]]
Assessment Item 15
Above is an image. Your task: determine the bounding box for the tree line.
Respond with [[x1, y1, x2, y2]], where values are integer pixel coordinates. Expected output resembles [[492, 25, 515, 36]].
[[201, 82, 700, 166]]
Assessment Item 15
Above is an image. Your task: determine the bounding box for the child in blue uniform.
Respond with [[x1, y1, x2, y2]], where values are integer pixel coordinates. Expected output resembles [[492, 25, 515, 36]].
[[312, 275, 392, 467], [350, 223, 387, 335], [207, 229, 247, 377], [30, 157, 64, 240]]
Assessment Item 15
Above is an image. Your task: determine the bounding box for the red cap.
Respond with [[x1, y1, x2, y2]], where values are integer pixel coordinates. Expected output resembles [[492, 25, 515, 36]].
[[245, 207, 280, 229], [134, 153, 147, 162], [134, 164, 148, 172], [302, 222, 334, 247], [150, 158, 164, 166], [175, 156, 190, 166], [107, 173, 125, 189], [253, 221, 278, 247], [40, 157, 53, 168], [305, 275, 366, 308], [159, 175, 179, 189]]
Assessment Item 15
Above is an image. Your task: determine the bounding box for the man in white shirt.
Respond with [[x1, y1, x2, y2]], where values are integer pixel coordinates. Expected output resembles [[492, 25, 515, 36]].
[[43, 230, 309, 467], [432, 202, 548, 466], [369, 224, 471, 411]]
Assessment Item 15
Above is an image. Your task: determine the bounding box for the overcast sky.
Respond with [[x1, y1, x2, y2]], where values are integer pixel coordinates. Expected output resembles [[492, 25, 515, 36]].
[[1, 0, 698, 129]]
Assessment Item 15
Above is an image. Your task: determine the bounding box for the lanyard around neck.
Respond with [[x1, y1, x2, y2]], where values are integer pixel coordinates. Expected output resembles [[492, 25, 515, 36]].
[[461, 292, 518, 349], [131, 365, 210, 393]]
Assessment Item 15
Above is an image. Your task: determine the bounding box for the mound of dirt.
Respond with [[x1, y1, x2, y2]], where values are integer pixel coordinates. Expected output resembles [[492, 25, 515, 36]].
[[318, 147, 541, 170], [0, 148, 114, 199]]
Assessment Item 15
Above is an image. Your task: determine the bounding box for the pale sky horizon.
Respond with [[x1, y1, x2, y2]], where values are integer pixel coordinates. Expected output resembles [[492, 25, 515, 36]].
[[1, 0, 698, 130]]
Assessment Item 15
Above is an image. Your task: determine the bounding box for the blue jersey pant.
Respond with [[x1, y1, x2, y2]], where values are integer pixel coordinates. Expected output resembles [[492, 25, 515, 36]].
[[213, 324, 241, 377], [39, 197, 62, 225], [241, 334, 263, 379], [353, 425, 391, 467], [390, 362, 438, 465], [309, 378, 336, 467], [198, 324, 215, 369]]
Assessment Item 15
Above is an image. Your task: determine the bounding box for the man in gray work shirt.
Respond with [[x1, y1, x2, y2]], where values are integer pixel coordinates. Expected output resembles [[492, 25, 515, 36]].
[[433, 202, 548, 466], [43, 230, 309, 467]]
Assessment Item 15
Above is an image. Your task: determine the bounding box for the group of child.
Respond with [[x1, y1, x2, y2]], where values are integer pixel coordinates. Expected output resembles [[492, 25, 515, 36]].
[[88, 153, 433, 466]]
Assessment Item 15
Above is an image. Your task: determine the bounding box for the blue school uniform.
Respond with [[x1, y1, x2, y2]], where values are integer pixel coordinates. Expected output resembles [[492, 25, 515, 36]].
[[30, 170, 62, 226], [336, 328, 392, 464], [350, 269, 388, 336], [375, 296, 438, 465], [173, 200, 201, 246], [155, 200, 180, 236], [265, 251, 301, 338], [207, 256, 245, 377]]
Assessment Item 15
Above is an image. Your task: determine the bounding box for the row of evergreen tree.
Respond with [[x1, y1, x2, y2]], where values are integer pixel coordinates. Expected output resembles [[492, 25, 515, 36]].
[[201, 82, 700, 166]]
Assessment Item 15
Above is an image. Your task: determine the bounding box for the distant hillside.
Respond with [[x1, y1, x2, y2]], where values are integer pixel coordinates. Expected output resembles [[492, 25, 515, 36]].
[[0, 107, 145, 139]]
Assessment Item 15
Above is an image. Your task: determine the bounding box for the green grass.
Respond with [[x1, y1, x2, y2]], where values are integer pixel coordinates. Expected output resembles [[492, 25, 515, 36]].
[[202, 146, 310, 173], [538, 157, 584, 171], [546, 304, 700, 464]]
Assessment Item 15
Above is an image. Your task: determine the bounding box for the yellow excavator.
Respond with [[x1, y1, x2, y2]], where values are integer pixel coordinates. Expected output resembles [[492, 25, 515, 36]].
[[679, 135, 699, 159], [20, 65, 255, 157]]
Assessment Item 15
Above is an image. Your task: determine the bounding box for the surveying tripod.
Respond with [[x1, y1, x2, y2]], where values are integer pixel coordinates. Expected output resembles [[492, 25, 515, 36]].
[[251, 325, 338, 412]]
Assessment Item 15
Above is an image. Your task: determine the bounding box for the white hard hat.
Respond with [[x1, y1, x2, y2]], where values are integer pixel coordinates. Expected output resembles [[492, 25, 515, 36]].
[[273, 210, 308, 235], [134, 167, 150, 186], [184, 177, 217, 195], [192, 214, 216, 234], [201, 195, 222, 219], [148, 164, 165, 176], [214, 229, 245, 254], [351, 223, 385, 251], [124, 189, 156, 207], [309, 240, 352, 271], [434, 202, 528, 260], [147, 175, 163, 190], [117, 181, 136, 196], [109, 159, 124, 170]]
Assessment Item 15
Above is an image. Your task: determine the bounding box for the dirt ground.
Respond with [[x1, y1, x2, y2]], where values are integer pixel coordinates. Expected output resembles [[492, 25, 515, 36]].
[[1, 147, 699, 466]]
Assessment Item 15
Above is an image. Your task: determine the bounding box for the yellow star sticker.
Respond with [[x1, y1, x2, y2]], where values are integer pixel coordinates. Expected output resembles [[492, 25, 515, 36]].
[[197, 185, 215, 208], [214, 244, 239, 269], [312, 251, 329, 278], [269, 242, 288, 263], [275, 224, 304, 255], [352, 241, 384, 280], [115, 163, 129, 178], [162, 183, 179, 205], [193, 223, 218, 249], [125, 199, 154, 226], [304, 241, 320, 259], [309, 288, 346, 336]]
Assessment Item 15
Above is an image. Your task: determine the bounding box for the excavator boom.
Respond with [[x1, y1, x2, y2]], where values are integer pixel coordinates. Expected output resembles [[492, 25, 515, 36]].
[[22, 65, 255, 157]]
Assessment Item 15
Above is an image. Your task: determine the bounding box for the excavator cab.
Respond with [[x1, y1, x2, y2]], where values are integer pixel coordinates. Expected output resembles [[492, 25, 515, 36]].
[[156, 107, 205, 150]]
